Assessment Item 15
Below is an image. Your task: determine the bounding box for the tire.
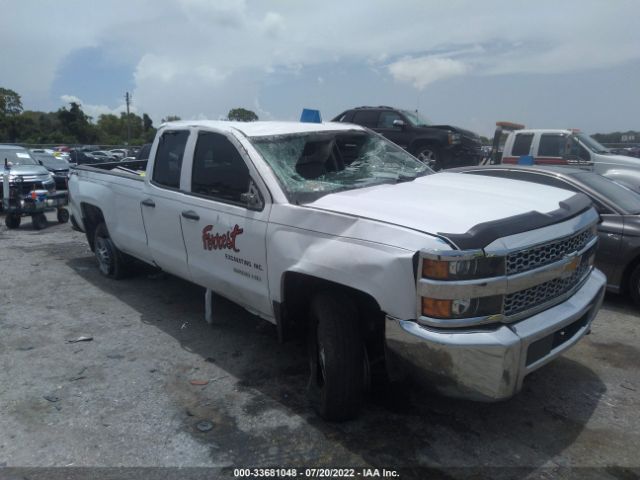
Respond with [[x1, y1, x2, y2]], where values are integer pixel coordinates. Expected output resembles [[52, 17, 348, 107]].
[[307, 291, 365, 421], [629, 264, 640, 307], [57, 208, 70, 224], [94, 222, 129, 279], [5, 214, 21, 229], [32, 213, 47, 230], [415, 145, 442, 171]]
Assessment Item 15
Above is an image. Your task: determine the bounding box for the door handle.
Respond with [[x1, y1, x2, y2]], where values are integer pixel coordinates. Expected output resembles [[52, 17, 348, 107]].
[[181, 210, 200, 221], [141, 198, 155, 207]]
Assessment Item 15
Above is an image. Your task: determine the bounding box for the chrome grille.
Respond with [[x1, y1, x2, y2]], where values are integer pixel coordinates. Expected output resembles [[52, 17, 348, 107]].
[[504, 262, 590, 316], [506, 228, 593, 275]]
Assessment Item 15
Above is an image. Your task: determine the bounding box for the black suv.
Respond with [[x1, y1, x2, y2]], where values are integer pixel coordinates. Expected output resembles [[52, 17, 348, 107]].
[[332, 106, 482, 170]]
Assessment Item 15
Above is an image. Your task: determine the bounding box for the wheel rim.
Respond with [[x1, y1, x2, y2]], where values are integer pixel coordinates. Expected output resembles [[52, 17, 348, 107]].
[[95, 237, 112, 275], [417, 149, 438, 169]]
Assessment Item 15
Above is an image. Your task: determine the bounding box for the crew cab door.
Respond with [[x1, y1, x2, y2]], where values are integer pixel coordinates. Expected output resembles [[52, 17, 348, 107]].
[[141, 129, 193, 279], [178, 129, 272, 317], [375, 111, 413, 150]]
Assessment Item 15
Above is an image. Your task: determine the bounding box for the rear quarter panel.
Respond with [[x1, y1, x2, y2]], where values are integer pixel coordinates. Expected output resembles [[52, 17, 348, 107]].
[[70, 170, 153, 263]]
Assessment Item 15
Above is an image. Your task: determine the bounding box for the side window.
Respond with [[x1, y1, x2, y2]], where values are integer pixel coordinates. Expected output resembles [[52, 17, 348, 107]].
[[152, 130, 189, 189], [512, 133, 534, 156], [351, 110, 380, 128], [377, 111, 403, 128], [191, 132, 250, 204], [538, 134, 567, 157]]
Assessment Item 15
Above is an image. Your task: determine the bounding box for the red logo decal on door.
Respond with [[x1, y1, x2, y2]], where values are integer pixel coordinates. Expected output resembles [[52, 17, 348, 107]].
[[202, 224, 244, 252]]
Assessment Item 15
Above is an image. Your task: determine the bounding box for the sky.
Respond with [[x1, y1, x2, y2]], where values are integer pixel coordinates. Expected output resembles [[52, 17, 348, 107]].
[[2, 0, 639, 137]]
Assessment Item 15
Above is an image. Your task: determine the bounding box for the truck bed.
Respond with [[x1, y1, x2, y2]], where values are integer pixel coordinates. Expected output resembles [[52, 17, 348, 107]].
[[75, 159, 148, 180]]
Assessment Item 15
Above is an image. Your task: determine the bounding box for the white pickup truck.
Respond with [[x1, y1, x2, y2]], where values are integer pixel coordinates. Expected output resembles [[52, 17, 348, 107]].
[[500, 128, 640, 192], [69, 120, 606, 420]]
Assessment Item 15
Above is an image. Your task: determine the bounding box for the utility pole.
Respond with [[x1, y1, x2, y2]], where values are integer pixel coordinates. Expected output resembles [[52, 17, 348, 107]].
[[125, 92, 131, 146]]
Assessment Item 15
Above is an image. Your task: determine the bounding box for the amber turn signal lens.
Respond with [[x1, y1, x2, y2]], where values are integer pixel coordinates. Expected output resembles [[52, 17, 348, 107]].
[[422, 297, 452, 318], [422, 259, 449, 279]]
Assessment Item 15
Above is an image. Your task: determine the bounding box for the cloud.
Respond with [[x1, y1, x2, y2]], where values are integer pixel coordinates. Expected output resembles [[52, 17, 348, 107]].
[[178, 0, 247, 28], [261, 12, 285, 38], [3, 0, 640, 126], [388, 56, 469, 90], [59, 95, 132, 120]]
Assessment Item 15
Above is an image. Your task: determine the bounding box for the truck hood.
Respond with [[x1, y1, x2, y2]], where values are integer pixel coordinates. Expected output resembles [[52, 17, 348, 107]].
[[598, 153, 640, 166], [7, 164, 51, 176], [307, 172, 577, 240]]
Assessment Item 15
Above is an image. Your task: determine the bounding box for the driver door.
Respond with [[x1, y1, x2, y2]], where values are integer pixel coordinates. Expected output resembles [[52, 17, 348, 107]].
[[178, 130, 273, 318], [375, 111, 412, 150]]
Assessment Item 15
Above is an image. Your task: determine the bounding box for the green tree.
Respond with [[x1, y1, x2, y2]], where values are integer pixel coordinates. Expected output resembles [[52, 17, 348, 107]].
[[227, 108, 258, 122], [57, 102, 99, 143], [0, 87, 23, 116], [143, 113, 153, 131]]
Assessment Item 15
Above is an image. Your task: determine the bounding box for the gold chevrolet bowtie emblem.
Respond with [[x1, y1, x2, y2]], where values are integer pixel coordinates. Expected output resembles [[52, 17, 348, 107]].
[[561, 255, 580, 278]]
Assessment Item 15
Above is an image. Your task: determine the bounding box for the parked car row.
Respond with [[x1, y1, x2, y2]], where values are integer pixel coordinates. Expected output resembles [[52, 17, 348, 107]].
[[1, 145, 69, 228]]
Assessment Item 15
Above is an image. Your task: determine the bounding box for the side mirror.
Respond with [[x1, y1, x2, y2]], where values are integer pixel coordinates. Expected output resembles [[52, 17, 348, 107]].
[[240, 180, 264, 210], [392, 119, 406, 129], [38, 160, 43, 165]]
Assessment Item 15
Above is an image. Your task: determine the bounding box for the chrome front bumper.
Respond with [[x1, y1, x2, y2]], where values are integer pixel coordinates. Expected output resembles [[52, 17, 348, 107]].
[[385, 268, 606, 401]]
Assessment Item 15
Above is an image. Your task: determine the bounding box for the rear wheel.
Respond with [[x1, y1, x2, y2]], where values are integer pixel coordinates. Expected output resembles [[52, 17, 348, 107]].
[[94, 222, 129, 279], [5, 214, 21, 229], [415, 146, 442, 171], [32, 213, 47, 230], [307, 291, 365, 421]]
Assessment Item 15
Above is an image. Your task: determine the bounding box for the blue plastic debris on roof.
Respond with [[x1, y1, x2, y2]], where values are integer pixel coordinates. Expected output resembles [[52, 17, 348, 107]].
[[300, 109, 322, 123]]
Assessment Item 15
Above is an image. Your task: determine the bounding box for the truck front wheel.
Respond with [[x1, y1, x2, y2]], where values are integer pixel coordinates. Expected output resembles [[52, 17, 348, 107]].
[[415, 146, 442, 171], [94, 223, 129, 279], [307, 291, 365, 421]]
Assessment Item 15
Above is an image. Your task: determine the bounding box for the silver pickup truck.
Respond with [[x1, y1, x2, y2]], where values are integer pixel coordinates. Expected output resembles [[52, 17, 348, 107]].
[[68, 120, 606, 420]]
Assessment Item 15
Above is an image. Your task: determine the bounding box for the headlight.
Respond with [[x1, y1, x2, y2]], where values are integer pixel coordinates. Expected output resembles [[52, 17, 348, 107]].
[[448, 132, 462, 145], [418, 250, 506, 323], [421, 295, 503, 319], [422, 255, 505, 280]]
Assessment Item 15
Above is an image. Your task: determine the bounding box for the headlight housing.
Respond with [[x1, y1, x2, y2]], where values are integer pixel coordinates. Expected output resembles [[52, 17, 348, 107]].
[[418, 250, 506, 324], [448, 132, 462, 145], [422, 255, 505, 280], [421, 295, 504, 319]]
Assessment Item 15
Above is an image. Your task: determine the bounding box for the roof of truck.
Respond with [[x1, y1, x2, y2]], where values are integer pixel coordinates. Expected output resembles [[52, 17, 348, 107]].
[[508, 129, 575, 135], [160, 120, 365, 137]]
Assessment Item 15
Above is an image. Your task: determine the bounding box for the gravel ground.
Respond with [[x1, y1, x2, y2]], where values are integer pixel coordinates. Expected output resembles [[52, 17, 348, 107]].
[[0, 212, 639, 480]]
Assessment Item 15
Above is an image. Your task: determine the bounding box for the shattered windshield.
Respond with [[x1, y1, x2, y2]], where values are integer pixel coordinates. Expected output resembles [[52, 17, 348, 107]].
[[250, 130, 431, 203]]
